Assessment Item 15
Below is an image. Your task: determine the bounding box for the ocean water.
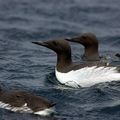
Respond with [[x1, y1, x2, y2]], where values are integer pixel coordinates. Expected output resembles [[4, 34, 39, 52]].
[[0, 0, 120, 120]]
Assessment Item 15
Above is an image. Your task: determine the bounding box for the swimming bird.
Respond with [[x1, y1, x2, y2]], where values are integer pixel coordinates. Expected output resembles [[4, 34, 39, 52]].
[[65, 33, 100, 61], [0, 88, 55, 116], [32, 39, 120, 88], [65, 33, 119, 63]]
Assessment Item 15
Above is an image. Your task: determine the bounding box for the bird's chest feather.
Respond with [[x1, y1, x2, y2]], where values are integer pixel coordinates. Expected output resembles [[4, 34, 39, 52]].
[[55, 66, 120, 87]]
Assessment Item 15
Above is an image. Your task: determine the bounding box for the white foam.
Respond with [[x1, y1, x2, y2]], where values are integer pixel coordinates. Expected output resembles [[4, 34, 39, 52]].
[[55, 66, 120, 87]]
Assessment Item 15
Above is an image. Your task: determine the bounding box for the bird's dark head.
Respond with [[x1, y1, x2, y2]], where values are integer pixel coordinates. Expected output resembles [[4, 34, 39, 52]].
[[65, 33, 100, 61], [32, 39, 71, 55], [65, 33, 98, 48]]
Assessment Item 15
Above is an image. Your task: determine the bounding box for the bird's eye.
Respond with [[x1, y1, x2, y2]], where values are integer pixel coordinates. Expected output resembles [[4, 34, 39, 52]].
[[82, 36, 87, 39], [53, 41, 57, 46], [16, 95, 21, 98]]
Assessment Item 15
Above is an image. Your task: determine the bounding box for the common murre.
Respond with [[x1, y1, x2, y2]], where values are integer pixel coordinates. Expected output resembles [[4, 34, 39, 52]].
[[0, 88, 55, 116], [65, 33, 100, 61], [65, 33, 119, 63], [32, 39, 120, 88]]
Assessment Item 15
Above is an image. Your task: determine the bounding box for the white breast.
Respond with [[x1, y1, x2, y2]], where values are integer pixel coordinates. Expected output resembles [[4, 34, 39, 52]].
[[34, 107, 54, 116], [0, 101, 33, 113], [55, 66, 120, 88], [0, 101, 54, 116]]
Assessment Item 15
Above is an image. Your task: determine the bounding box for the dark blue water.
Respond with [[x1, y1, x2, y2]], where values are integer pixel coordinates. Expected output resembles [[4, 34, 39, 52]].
[[0, 0, 120, 120]]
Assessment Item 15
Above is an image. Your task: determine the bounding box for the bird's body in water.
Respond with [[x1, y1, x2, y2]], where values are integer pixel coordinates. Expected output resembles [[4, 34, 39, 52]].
[[66, 33, 100, 61], [66, 33, 119, 64], [32, 39, 120, 88], [0, 88, 55, 116]]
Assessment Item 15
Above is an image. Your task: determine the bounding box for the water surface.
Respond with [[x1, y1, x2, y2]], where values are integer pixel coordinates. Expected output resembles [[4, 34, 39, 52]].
[[0, 0, 120, 120]]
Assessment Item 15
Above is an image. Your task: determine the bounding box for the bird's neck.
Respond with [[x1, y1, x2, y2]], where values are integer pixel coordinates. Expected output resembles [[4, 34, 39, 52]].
[[84, 46, 100, 61], [56, 53, 72, 71]]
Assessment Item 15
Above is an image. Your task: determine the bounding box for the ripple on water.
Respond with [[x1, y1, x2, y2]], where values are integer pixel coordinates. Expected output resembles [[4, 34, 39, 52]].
[[0, 0, 120, 120]]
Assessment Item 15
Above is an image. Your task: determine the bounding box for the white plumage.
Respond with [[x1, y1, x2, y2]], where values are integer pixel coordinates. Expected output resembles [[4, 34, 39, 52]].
[[0, 101, 54, 116], [0, 101, 32, 113], [34, 107, 54, 116], [55, 66, 120, 88]]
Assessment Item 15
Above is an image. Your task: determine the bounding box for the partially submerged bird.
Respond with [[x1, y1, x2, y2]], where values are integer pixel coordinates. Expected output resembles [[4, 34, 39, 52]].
[[65, 33, 100, 61], [32, 39, 120, 88], [65, 33, 119, 63], [0, 88, 55, 116]]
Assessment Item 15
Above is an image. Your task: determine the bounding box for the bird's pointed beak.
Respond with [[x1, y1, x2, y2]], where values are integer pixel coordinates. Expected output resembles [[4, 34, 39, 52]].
[[65, 36, 79, 42], [32, 41, 48, 47], [65, 37, 73, 42], [51, 102, 56, 107], [65, 36, 83, 44]]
